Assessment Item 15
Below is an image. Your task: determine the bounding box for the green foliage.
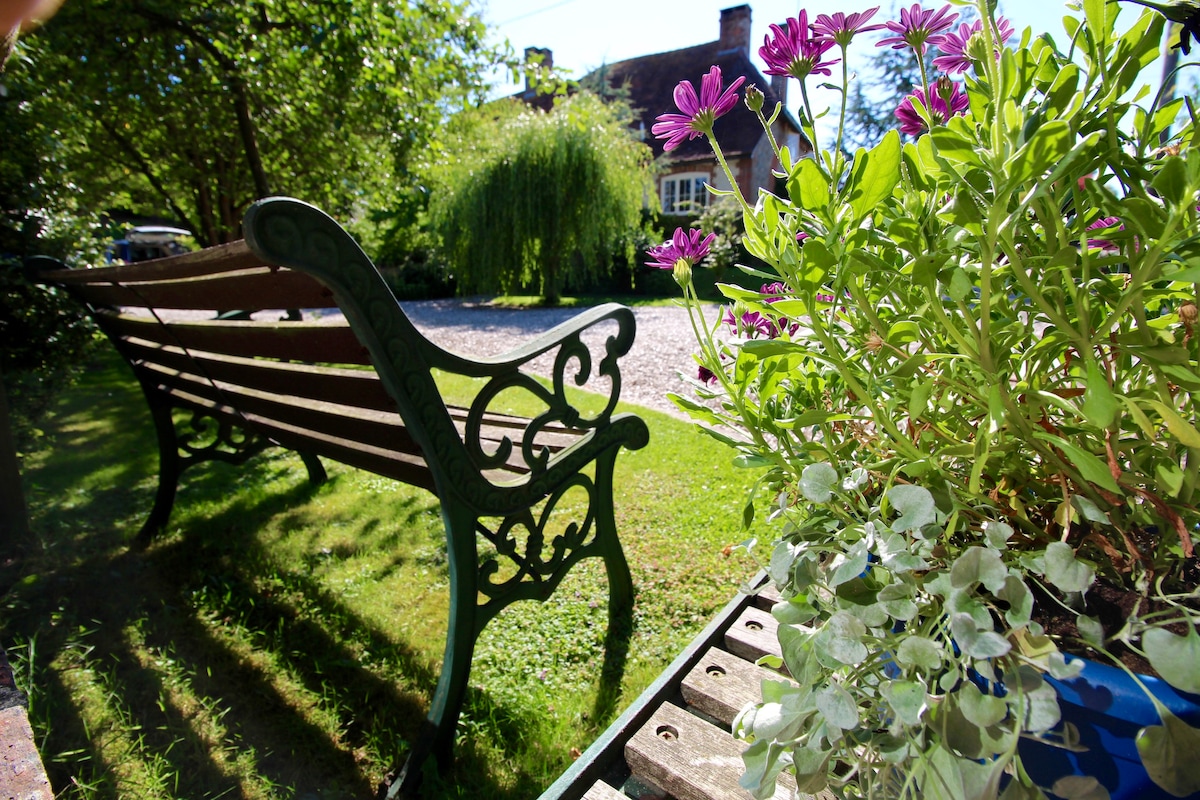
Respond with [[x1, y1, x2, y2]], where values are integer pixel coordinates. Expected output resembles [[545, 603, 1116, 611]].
[[668, 1, 1200, 797], [0, 73, 102, 452], [427, 92, 656, 304], [11, 0, 504, 246]]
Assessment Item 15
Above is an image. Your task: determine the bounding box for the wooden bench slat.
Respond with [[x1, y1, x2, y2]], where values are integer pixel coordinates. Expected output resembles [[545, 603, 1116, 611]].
[[625, 702, 797, 800], [680, 646, 788, 727], [145, 365, 575, 479], [101, 311, 373, 365], [69, 268, 338, 312], [165, 389, 440, 489], [39, 239, 263, 283], [120, 339, 399, 412]]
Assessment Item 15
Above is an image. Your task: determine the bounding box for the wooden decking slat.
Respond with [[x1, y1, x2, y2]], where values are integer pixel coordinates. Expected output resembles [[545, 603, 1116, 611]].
[[723, 606, 783, 665], [680, 647, 788, 727], [625, 702, 796, 800], [580, 779, 627, 800]]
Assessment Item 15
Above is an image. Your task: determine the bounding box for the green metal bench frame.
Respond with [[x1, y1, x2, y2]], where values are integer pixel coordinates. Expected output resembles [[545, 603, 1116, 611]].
[[35, 196, 649, 796]]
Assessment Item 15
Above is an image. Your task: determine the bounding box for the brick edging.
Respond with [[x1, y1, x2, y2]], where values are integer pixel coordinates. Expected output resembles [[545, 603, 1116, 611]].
[[0, 645, 53, 799]]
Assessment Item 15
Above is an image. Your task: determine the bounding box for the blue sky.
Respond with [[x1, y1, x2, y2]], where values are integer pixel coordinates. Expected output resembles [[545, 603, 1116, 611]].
[[475, 0, 1170, 125]]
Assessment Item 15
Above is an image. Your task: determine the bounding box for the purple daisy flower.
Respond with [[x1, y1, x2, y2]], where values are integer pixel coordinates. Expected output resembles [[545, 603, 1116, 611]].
[[652, 66, 746, 152], [724, 308, 780, 339], [877, 3, 959, 56], [759, 10, 840, 81], [895, 80, 969, 136], [811, 7, 885, 48], [930, 17, 1016, 73], [1085, 216, 1122, 251], [646, 227, 717, 270]]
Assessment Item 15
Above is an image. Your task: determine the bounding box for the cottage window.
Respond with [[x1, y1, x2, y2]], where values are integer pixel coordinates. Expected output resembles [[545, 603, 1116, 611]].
[[661, 173, 710, 214]]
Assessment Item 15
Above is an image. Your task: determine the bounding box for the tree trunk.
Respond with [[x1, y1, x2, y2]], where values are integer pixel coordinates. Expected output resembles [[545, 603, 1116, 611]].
[[543, 253, 561, 306]]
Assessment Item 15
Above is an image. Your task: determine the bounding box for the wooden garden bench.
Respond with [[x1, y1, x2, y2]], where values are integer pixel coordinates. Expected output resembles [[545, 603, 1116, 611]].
[[32, 196, 649, 797]]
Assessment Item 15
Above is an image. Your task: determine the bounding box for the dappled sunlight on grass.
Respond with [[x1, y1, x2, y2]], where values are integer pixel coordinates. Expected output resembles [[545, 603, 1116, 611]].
[[3, 348, 763, 799]]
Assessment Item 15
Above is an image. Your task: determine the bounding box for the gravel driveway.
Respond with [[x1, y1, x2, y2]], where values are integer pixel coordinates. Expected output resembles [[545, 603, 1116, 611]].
[[397, 299, 710, 420]]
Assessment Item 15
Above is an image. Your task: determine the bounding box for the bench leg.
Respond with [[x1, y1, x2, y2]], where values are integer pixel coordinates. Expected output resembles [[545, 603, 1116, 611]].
[[384, 502, 479, 799], [299, 451, 327, 485], [136, 396, 181, 547]]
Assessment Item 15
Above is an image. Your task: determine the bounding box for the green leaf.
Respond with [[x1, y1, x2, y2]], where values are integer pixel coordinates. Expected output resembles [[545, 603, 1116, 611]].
[[1146, 400, 1200, 448], [896, 635, 944, 670], [1151, 156, 1190, 208], [888, 484, 936, 532], [881, 680, 927, 725], [1121, 396, 1158, 440], [799, 462, 838, 503], [830, 539, 870, 587], [951, 612, 1012, 658], [951, 547, 1009, 593], [846, 130, 901, 222], [815, 683, 859, 730], [1019, 676, 1062, 733], [1143, 625, 1200, 694], [772, 598, 817, 626], [1077, 614, 1105, 648], [814, 611, 868, 666], [1081, 360, 1117, 429], [1044, 541, 1096, 593], [1049, 775, 1112, 800], [1164, 263, 1200, 283], [1031, 430, 1123, 493], [788, 156, 831, 209], [983, 520, 1014, 549], [959, 681, 1008, 728], [1005, 120, 1071, 191], [1137, 709, 1200, 797], [930, 125, 982, 167], [888, 217, 923, 255]]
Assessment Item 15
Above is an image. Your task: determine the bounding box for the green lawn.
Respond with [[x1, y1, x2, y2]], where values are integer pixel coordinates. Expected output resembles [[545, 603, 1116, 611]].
[[2, 347, 764, 800]]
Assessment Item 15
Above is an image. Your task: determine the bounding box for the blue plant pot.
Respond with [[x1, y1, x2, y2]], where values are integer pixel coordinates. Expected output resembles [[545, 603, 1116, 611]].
[[1019, 655, 1200, 799]]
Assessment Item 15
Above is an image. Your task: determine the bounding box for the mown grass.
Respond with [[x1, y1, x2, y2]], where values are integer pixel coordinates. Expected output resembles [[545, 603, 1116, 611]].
[[1, 346, 764, 800]]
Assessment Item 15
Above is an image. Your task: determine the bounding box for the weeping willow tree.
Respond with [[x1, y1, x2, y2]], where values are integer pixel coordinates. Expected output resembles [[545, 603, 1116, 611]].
[[428, 92, 656, 304]]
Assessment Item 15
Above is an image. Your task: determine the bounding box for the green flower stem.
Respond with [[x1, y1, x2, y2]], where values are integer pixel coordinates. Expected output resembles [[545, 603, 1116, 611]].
[[752, 104, 782, 166], [975, 0, 1006, 153], [707, 135, 754, 217], [681, 282, 783, 468], [834, 46, 851, 157], [800, 292, 928, 463], [798, 79, 820, 156]]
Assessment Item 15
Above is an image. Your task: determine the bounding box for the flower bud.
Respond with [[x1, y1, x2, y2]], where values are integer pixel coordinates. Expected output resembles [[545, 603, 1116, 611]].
[[744, 84, 764, 113], [965, 30, 990, 64], [1181, 302, 1198, 326], [672, 257, 692, 287], [936, 74, 956, 106]]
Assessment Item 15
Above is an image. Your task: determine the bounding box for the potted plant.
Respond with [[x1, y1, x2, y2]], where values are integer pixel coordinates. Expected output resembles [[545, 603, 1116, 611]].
[[649, 1, 1200, 798]]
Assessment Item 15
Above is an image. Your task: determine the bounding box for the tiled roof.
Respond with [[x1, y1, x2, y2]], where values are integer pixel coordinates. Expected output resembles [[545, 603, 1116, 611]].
[[592, 40, 805, 161]]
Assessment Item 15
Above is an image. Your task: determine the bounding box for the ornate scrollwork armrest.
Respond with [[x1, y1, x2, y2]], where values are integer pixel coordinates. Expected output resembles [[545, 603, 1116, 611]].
[[422, 303, 639, 478]]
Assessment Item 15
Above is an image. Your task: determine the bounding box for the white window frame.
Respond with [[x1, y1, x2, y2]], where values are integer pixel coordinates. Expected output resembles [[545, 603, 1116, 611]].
[[660, 172, 711, 215]]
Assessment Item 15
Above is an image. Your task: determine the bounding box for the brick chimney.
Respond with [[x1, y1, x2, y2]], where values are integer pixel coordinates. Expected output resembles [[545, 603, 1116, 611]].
[[718, 5, 751, 54], [523, 47, 553, 93]]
